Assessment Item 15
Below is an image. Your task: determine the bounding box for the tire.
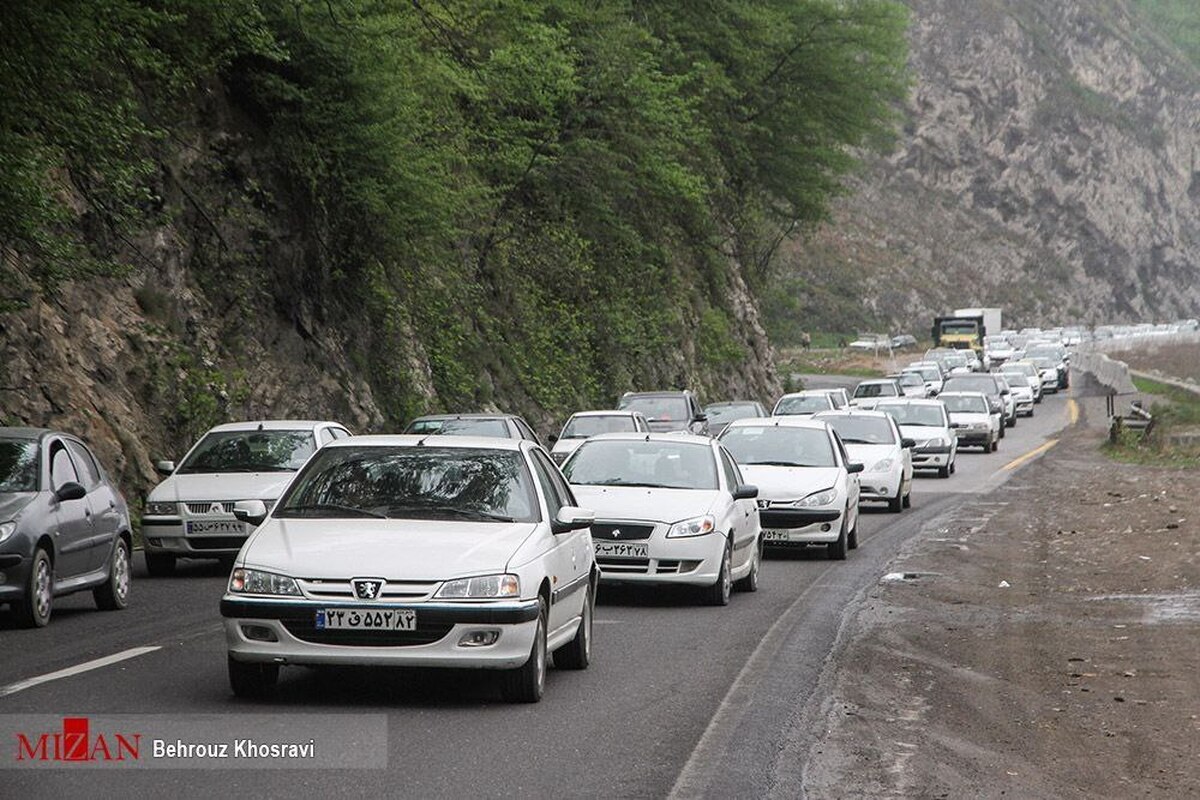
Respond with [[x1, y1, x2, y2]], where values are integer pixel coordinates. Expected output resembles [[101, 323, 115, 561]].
[[999, 422, 1006, 438], [702, 542, 733, 606], [887, 486, 903, 513], [937, 464, 950, 478], [734, 537, 762, 592], [991, 438, 999, 452], [950, 460, 956, 474], [502, 597, 547, 702], [554, 583, 593, 670], [1007, 416, 1016, 428], [14, 547, 53, 628], [94, 538, 131, 611], [827, 516, 848, 561], [145, 552, 176, 577], [902, 489, 912, 509], [228, 656, 278, 698], [847, 511, 859, 550]]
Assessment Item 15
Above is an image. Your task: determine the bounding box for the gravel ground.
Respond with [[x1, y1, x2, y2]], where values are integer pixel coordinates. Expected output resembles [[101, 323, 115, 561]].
[[802, 401, 1200, 798], [1108, 341, 1200, 384]]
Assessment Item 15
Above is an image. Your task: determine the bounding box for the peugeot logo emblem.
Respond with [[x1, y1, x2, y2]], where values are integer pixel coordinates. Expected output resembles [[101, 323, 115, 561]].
[[351, 578, 385, 600], [757, 499, 770, 510], [209, 502, 224, 515], [612, 528, 622, 538]]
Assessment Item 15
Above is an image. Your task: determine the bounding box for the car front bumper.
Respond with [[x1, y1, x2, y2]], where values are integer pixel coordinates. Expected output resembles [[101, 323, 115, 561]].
[[911, 446, 952, 468], [759, 508, 844, 544], [0, 550, 31, 601], [222, 597, 541, 669], [857, 469, 902, 501], [143, 517, 249, 557], [592, 529, 728, 587]]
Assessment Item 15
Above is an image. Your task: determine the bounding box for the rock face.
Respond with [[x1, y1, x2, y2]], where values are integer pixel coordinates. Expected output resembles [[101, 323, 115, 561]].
[[786, 0, 1200, 331]]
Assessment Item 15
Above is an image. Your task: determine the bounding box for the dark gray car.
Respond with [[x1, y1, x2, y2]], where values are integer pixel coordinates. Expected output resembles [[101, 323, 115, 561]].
[[617, 391, 710, 435], [0, 428, 132, 627]]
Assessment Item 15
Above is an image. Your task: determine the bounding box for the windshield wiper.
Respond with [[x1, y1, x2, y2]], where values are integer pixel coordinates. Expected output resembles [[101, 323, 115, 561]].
[[280, 504, 387, 519], [387, 504, 517, 523], [585, 480, 679, 489], [746, 460, 806, 467], [839, 437, 873, 444]]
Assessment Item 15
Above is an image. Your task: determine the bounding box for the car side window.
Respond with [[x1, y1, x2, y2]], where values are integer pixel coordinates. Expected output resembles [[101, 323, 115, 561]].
[[529, 452, 566, 519], [65, 441, 101, 489], [513, 418, 538, 442], [717, 449, 741, 492], [331, 427, 352, 439], [833, 434, 851, 468], [533, 449, 577, 507], [318, 428, 336, 447], [50, 445, 80, 490]]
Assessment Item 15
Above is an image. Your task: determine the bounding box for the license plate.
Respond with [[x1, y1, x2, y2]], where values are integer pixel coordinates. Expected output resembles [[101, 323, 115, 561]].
[[186, 520, 246, 535], [594, 541, 648, 558], [762, 530, 791, 542], [315, 608, 416, 631]]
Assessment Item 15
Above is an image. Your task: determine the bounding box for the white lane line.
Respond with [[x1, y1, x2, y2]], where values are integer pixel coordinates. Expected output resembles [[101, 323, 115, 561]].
[[0, 646, 162, 698]]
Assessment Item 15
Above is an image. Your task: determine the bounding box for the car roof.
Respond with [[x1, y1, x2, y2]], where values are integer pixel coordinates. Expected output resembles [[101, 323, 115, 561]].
[[724, 416, 830, 431], [776, 390, 833, 399], [856, 378, 896, 385], [583, 432, 714, 447], [814, 409, 891, 419], [326, 434, 525, 451], [409, 413, 519, 421], [622, 390, 693, 398], [0, 426, 54, 440], [938, 391, 989, 400], [207, 420, 339, 432], [875, 398, 944, 408], [568, 410, 638, 418], [705, 400, 760, 407]]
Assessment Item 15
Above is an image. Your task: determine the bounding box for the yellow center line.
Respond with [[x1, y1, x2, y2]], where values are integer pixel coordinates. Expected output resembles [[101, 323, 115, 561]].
[[1002, 438, 1059, 472], [1067, 397, 1079, 425]]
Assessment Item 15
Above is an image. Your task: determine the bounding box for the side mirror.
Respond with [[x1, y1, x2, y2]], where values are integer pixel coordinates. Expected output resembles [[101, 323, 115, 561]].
[[847, 462, 865, 474], [552, 505, 594, 535], [55, 482, 87, 502], [733, 484, 759, 501], [901, 438, 916, 449], [693, 413, 708, 423], [155, 460, 176, 476], [233, 500, 269, 527]]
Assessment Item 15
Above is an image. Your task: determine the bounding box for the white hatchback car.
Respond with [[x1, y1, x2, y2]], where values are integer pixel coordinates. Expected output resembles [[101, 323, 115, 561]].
[[222, 435, 596, 703], [718, 417, 862, 560], [562, 433, 761, 605], [814, 410, 913, 512], [875, 399, 958, 478], [550, 411, 650, 465], [772, 391, 837, 417], [940, 391, 1001, 452], [142, 420, 352, 575]]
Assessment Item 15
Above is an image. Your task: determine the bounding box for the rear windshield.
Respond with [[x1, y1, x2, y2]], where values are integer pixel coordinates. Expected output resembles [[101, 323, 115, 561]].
[[0, 439, 39, 493], [563, 440, 717, 490], [719, 426, 836, 468], [704, 403, 763, 424], [877, 404, 946, 428], [817, 415, 896, 445], [942, 395, 989, 414], [405, 418, 511, 438], [773, 395, 833, 415], [561, 415, 638, 439], [617, 395, 690, 423], [178, 430, 315, 474], [943, 376, 998, 395], [853, 383, 898, 398]]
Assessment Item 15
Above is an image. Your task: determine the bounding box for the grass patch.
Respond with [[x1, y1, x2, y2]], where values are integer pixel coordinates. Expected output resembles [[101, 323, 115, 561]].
[[1103, 376, 1200, 467]]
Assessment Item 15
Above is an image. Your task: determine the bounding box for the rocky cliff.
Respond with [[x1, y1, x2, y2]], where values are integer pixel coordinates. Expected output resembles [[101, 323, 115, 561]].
[[779, 0, 1200, 333]]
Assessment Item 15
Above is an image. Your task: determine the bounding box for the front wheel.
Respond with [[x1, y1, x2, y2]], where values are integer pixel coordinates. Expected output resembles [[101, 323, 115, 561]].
[[554, 584, 593, 670], [94, 538, 131, 611], [937, 463, 951, 478], [228, 657, 278, 699], [14, 547, 53, 628], [991, 438, 999, 452], [502, 598, 547, 702], [734, 537, 762, 592], [827, 516, 848, 560], [847, 512, 859, 550], [887, 486, 903, 513], [702, 543, 732, 606]]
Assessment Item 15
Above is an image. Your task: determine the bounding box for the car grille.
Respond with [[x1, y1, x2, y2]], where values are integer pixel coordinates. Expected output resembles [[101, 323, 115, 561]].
[[281, 619, 453, 647], [297, 579, 439, 601], [189, 536, 246, 550], [596, 558, 697, 575], [185, 501, 236, 514], [591, 522, 655, 541]]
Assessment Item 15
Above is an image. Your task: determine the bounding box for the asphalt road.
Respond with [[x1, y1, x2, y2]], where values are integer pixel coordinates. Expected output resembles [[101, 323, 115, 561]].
[[0, 383, 1078, 798]]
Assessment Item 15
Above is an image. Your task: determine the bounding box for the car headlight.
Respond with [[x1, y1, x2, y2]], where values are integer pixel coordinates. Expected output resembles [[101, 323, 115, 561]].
[[971, 422, 990, 430], [145, 501, 178, 516], [667, 515, 716, 538], [0, 521, 16, 545], [871, 458, 894, 472], [434, 573, 520, 599], [921, 437, 949, 448], [796, 488, 837, 508], [229, 568, 301, 596]]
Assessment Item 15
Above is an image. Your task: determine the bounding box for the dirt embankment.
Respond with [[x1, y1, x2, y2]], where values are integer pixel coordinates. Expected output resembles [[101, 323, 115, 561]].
[[803, 402, 1200, 798]]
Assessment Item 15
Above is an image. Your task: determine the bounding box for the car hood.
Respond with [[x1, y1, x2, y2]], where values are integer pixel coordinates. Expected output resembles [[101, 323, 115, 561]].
[[149, 472, 295, 503], [948, 412, 990, 424], [737, 465, 842, 501], [241, 518, 540, 579], [897, 425, 948, 444], [0, 492, 37, 523], [570, 485, 719, 524], [843, 443, 898, 465]]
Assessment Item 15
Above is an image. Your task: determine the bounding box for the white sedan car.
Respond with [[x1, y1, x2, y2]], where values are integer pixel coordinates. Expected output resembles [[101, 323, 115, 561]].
[[772, 391, 837, 417], [550, 410, 649, 465], [718, 417, 862, 560], [562, 433, 761, 605], [940, 391, 1001, 452], [814, 410, 914, 512], [142, 420, 353, 576], [222, 436, 596, 703], [875, 399, 958, 478]]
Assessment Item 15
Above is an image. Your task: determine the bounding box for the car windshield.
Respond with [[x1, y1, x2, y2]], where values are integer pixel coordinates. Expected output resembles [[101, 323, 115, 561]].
[[178, 430, 315, 474], [718, 426, 836, 468], [275, 446, 539, 522], [1030, 357, 1057, 369], [818, 416, 896, 445], [704, 403, 762, 424], [563, 440, 717, 490], [877, 404, 946, 427], [853, 383, 898, 398], [405, 418, 511, 437], [617, 395, 690, 423], [945, 354, 968, 368], [943, 395, 989, 414], [1001, 372, 1030, 387], [0, 439, 39, 493], [912, 366, 939, 381], [895, 374, 923, 387], [943, 376, 997, 396], [1027, 347, 1063, 361], [561, 415, 638, 439], [774, 395, 832, 415]]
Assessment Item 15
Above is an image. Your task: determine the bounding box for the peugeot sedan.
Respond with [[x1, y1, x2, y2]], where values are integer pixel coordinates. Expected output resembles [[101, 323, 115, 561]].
[[814, 410, 913, 512], [550, 411, 649, 465], [875, 399, 957, 478], [718, 418, 862, 560], [772, 391, 837, 417], [562, 433, 760, 605], [142, 420, 352, 575], [0, 429, 132, 627], [941, 392, 1000, 452], [222, 436, 595, 703]]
